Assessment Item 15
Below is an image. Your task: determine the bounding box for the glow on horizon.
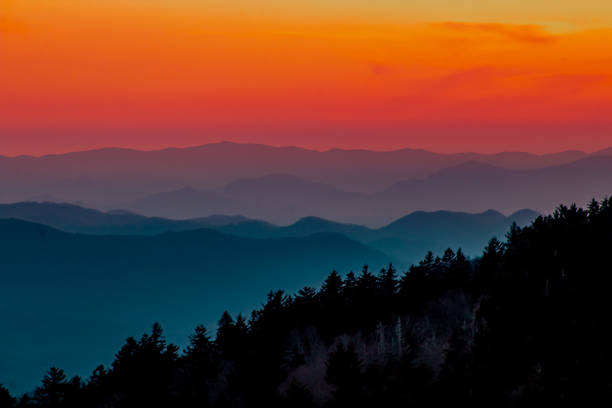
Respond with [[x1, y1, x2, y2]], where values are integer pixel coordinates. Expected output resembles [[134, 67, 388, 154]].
[[1, 0, 612, 155]]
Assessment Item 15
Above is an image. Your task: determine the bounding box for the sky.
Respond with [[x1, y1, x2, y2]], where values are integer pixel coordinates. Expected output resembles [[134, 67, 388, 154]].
[[1, 0, 612, 156]]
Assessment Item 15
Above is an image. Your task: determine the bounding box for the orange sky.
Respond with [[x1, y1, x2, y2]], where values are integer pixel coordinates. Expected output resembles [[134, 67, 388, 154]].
[[1, 0, 611, 155]]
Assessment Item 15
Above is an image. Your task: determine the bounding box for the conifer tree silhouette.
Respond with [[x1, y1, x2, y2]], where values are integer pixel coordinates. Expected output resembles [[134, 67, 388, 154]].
[[34, 367, 68, 408], [0, 384, 16, 408]]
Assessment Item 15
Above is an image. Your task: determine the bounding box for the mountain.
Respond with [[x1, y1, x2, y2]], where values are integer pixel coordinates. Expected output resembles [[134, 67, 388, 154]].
[[0, 202, 255, 235], [383, 156, 612, 217], [593, 147, 612, 156], [371, 209, 535, 260], [120, 156, 612, 225], [0, 218, 388, 394], [0, 142, 604, 206], [119, 174, 370, 225], [214, 210, 540, 262], [0, 202, 540, 265]]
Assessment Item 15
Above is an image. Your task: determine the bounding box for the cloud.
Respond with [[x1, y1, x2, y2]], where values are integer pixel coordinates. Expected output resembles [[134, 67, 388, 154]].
[[433, 22, 556, 44]]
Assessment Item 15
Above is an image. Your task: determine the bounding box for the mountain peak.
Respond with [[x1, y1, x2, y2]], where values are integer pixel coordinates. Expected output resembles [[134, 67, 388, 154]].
[[592, 147, 612, 156]]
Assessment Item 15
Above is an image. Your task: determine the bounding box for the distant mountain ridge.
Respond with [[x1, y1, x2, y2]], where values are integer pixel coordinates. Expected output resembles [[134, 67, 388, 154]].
[[0, 202, 254, 235], [119, 173, 368, 224], [1, 142, 609, 206], [382, 156, 612, 220], [0, 202, 540, 264], [116, 156, 612, 225]]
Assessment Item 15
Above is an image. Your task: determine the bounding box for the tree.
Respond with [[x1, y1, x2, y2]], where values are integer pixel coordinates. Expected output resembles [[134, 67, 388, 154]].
[[587, 198, 600, 217], [216, 312, 248, 359], [85, 365, 109, 407], [88, 365, 108, 388], [320, 271, 343, 301], [356, 265, 378, 298], [378, 263, 398, 297], [215, 311, 235, 354], [325, 343, 365, 406], [398, 253, 438, 310], [234, 314, 248, 336], [446, 248, 472, 289], [185, 325, 215, 359], [181, 325, 217, 406], [295, 287, 316, 303], [441, 248, 455, 265], [421, 251, 435, 267], [111, 323, 178, 408], [184, 324, 217, 377], [473, 237, 504, 295], [0, 384, 16, 408], [34, 367, 68, 407], [293, 286, 319, 327]]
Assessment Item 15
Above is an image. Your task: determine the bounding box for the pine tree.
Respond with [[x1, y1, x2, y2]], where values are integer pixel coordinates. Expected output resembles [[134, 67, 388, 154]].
[[0, 384, 16, 408], [218, 311, 233, 328], [446, 248, 472, 289], [587, 198, 601, 218], [295, 287, 316, 303], [186, 325, 213, 357], [442, 248, 455, 264], [34, 367, 68, 407], [357, 265, 377, 295], [378, 263, 398, 297], [421, 251, 435, 267], [111, 324, 178, 408], [320, 271, 343, 301], [234, 314, 248, 336], [343, 271, 358, 301], [181, 325, 217, 406], [474, 237, 505, 294], [216, 311, 236, 355]]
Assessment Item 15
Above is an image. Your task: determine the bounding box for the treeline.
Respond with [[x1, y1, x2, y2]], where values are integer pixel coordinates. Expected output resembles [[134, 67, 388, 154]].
[[3, 199, 612, 407]]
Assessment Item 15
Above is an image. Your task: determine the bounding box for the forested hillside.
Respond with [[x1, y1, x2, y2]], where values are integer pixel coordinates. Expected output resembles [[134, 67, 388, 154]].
[[3, 198, 612, 407], [0, 221, 387, 395]]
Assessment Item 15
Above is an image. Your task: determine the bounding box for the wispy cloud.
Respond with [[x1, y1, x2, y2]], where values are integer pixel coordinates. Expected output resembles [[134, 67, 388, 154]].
[[433, 22, 556, 44]]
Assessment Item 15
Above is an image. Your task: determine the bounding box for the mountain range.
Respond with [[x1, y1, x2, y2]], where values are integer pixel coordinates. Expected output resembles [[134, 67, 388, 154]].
[[0, 202, 251, 235], [1, 142, 611, 211], [116, 156, 612, 225], [0, 202, 539, 264], [1, 142, 608, 394]]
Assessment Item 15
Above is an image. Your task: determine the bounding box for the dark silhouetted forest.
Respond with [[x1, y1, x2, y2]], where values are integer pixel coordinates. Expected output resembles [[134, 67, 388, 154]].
[[3, 198, 612, 407]]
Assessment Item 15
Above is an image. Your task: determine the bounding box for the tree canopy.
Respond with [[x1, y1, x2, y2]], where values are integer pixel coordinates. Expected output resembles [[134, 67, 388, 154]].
[[7, 198, 612, 407]]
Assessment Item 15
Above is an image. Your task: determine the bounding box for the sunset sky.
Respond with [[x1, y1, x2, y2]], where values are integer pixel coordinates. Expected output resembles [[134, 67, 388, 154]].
[[1, 0, 611, 156]]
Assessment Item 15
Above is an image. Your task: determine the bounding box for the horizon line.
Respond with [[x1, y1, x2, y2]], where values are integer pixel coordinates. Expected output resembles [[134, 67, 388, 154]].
[[1, 140, 607, 159]]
